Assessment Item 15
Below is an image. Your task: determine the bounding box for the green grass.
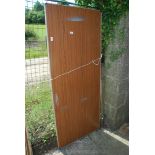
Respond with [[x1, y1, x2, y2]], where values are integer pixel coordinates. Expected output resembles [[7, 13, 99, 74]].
[[25, 82, 56, 146], [25, 24, 48, 59], [25, 24, 46, 41], [25, 46, 48, 59]]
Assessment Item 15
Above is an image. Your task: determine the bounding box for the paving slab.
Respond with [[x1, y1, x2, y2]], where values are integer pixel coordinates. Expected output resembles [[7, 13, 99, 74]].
[[44, 128, 129, 155], [25, 57, 49, 66]]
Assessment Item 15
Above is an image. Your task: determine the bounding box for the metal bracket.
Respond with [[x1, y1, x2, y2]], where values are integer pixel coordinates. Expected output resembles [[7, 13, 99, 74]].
[[50, 37, 54, 42]]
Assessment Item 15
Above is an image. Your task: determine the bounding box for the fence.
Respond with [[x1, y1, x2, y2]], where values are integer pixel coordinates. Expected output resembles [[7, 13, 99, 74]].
[[25, 0, 57, 152]]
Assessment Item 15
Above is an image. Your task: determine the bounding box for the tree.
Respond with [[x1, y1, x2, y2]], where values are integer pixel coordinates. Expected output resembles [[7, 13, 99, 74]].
[[36, 10, 45, 23], [25, 1, 45, 24], [33, 1, 44, 11], [25, 8, 30, 24]]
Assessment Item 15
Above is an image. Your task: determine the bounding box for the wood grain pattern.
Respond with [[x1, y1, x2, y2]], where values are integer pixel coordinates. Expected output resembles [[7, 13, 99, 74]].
[[46, 4, 101, 147], [25, 129, 33, 155]]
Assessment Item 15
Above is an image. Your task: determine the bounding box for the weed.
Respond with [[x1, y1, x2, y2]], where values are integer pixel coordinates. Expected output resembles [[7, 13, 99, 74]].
[[25, 82, 56, 146]]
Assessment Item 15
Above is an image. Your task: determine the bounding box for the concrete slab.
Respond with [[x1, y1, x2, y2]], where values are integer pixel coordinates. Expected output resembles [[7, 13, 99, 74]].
[[63, 136, 100, 155], [44, 128, 129, 155], [89, 129, 129, 155]]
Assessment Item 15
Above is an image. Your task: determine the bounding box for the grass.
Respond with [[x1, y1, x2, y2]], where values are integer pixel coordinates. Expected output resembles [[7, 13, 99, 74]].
[[25, 44, 48, 59], [25, 24, 46, 41], [25, 24, 56, 147], [25, 82, 56, 146], [25, 24, 48, 59]]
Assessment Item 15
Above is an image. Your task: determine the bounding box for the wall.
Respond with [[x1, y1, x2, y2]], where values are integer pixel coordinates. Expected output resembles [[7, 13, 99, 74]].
[[102, 12, 129, 130]]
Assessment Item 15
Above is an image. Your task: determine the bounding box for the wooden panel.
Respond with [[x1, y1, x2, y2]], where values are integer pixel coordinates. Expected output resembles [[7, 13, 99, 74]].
[[46, 4, 101, 147], [25, 129, 33, 155]]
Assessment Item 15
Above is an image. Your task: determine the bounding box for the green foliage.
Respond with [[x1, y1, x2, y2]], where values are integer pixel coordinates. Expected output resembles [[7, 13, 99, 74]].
[[25, 1, 45, 24], [75, 0, 129, 62], [25, 10, 45, 24], [25, 24, 47, 59], [25, 8, 30, 23], [36, 10, 45, 23], [25, 82, 56, 146], [34, 1, 44, 11], [25, 24, 46, 41], [25, 28, 38, 41], [58, 0, 69, 5]]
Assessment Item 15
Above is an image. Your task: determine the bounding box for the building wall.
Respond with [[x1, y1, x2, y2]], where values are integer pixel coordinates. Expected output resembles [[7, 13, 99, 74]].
[[102, 12, 129, 130]]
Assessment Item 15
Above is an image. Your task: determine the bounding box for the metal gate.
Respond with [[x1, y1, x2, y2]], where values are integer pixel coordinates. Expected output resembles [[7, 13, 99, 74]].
[[46, 3, 101, 147]]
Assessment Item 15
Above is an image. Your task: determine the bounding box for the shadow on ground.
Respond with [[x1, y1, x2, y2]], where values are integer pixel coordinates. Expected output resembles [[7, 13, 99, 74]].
[[43, 128, 129, 155]]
